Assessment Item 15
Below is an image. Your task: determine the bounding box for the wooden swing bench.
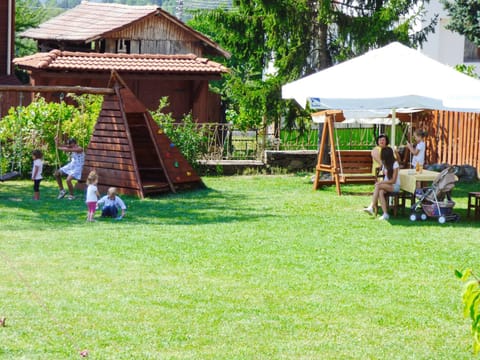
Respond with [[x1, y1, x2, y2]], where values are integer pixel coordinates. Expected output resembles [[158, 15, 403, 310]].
[[314, 150, 376, 193], [332, 150, 376, 183], [313, 111, 377, 195]]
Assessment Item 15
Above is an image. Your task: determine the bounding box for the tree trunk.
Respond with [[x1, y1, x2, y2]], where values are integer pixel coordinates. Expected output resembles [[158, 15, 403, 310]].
[[307, 0, 332, 73]]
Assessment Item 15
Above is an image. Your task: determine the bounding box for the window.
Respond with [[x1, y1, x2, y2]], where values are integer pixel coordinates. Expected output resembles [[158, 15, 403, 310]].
[[116, 39, 131, 54], [464, 38, 480, 62]]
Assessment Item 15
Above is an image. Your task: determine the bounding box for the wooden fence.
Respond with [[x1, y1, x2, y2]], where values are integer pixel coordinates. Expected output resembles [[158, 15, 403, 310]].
[[418, 110, 480, 171]]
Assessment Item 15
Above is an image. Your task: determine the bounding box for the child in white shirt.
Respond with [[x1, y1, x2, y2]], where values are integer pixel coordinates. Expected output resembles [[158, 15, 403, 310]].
[[407, 129, 427, 169], [97, 187, 127, 220], [31, 150, 43, 200]]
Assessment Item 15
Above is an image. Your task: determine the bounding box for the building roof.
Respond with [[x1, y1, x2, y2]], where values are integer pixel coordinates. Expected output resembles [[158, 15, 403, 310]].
[[13, 50, 228, 75], [20, 1, 230, 58]]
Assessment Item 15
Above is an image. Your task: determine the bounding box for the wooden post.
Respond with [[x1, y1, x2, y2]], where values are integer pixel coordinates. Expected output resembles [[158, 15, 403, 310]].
[[0, 85, 114, 95], [313, 114, 342, 194]]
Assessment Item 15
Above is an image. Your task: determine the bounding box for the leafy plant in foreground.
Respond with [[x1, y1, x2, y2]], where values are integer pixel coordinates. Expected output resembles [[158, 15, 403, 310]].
[[455, 267, 480, 354]]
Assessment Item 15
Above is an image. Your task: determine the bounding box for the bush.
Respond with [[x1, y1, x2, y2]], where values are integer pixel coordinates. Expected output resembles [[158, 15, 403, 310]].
[[0, 94, 102, 176], [149, 97, 207, 167]]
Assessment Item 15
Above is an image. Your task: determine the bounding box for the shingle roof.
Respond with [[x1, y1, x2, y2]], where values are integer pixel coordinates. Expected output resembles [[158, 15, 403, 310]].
[[21, 1, 158, 42], [20, 1, 230, 58], [13, 50, 228, 75]]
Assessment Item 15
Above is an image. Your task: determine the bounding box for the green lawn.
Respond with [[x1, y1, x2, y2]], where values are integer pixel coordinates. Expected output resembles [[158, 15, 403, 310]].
[[1, 176, 479, 359]]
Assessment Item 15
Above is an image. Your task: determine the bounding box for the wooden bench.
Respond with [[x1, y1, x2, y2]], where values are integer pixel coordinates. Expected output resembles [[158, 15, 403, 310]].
[[314, 150, 376, 195], [335, 150, 377, 183]]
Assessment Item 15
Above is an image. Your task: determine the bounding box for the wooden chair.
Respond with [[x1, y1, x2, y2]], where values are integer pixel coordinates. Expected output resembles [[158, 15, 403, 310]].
[[374, 167, 412, 217], [467, 192, 480, 218], [384, 190, 412, 216]]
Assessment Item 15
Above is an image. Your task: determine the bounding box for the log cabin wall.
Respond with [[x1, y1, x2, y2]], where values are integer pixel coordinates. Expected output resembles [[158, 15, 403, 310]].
[[28, 71, 219, 123], [103, 15, 204, 56]]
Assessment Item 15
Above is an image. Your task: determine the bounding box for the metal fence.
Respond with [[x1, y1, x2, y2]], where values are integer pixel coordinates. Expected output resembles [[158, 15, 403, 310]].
[[176, 123, 383, 160], [183, 123, 261, 160]]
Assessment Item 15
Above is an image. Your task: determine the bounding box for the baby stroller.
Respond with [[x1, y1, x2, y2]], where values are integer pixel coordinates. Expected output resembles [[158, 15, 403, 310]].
[[410, 166, 460, 224]]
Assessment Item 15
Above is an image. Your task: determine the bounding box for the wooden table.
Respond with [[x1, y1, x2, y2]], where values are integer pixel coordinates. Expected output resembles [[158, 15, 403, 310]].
[[399, 169, 440, 194]]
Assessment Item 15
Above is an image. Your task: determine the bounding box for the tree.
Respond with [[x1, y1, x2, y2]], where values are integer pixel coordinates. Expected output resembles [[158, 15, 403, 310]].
[[189, 1, 437, 130], [442, 0, 480, 46], [15, 0, 47, 58]]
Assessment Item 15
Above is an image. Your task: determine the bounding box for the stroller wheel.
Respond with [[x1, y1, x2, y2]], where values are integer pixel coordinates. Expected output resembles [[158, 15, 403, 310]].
[[420, 213, 428, 221], [438, 216, 446, 224], [409, 214, 417, 222]]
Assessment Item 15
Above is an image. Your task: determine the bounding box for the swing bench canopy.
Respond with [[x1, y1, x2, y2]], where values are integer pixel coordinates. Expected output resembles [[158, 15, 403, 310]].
[[311, 111, 401, 128]]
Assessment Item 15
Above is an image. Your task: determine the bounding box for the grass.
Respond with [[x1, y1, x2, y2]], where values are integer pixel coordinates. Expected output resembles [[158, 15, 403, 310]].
[[1, 176, 480, 359]]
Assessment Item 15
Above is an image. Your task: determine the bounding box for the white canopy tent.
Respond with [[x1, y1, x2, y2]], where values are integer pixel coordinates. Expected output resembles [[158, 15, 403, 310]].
[[282, 42, 480, 113], [283, 42, 480, 149], [281, 42, 480, 194]]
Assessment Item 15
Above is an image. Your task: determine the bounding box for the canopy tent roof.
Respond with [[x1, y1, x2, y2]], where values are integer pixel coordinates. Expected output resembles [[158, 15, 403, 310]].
[[282, 42, 480, 113]]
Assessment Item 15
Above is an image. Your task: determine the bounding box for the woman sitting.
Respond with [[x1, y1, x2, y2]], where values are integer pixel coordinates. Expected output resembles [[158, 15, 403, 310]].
[[363, 146, 400, 220], [371, 134, 389, 175]]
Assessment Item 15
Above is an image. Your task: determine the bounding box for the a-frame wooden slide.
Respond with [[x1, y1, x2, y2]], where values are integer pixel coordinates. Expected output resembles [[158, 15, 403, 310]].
[[78, 71, 204, 198]]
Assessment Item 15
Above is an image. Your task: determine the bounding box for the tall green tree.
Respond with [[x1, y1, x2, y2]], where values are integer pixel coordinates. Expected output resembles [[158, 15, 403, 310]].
[[15, 0, 47, 57], [442, 0, 480, 46], [189, 0, 437, 129]]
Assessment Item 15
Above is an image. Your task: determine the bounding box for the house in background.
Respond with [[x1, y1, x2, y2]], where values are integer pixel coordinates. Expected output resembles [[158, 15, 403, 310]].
[[19, 1, 229, 59], [419, 0, 480, 75], [15, 1, 230, 123]]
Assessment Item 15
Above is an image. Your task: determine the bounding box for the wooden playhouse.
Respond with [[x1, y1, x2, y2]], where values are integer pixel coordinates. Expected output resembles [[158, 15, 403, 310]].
[[78, 71, 204, 198]]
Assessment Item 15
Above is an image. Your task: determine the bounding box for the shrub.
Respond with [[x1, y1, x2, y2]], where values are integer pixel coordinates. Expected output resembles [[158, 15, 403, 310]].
[[149, 97, 207, 167], [0, 94, 102, 176]]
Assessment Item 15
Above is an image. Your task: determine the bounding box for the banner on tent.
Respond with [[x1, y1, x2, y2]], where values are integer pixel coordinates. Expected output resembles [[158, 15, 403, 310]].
[[309, 98, 323, 109]]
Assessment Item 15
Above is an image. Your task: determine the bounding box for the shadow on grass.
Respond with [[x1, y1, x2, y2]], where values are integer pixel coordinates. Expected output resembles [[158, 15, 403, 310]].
[[130, 186, 269, 225], [0, 180, 270, 229]]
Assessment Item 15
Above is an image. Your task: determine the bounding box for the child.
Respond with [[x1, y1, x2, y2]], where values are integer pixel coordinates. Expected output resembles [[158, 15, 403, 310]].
[[85, 171, 100, 222], [54, 137, 85, 200], [406, 129, 427, 170], [31, 150, 43, 200], [406, 129, 427, 193], [97, 187, 127, 220]]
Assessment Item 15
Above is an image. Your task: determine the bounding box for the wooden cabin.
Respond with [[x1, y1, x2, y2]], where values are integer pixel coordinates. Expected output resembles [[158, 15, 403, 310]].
[[19, 1, 230, 59], [15, 2, 230, 122], [13, 51, 228, 123]]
